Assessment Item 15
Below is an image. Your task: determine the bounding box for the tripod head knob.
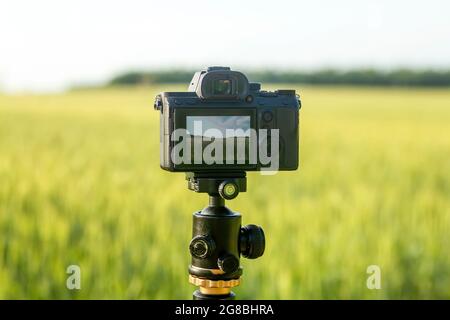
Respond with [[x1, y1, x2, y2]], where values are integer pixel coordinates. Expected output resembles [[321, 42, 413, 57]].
[[189, 235, 216, 259], [240, 224, 265, 259], [217, 254, 240, 274]]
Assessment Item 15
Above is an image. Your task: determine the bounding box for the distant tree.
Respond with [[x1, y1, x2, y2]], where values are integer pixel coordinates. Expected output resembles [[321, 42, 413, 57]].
[[108, 69, 450, 87]]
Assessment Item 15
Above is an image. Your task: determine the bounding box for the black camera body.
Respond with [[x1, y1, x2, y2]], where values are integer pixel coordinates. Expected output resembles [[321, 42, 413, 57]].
[[154, 67, 301, 173]]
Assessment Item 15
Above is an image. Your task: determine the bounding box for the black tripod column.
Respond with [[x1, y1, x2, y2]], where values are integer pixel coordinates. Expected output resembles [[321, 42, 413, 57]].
[[188, 195, 265, 300]]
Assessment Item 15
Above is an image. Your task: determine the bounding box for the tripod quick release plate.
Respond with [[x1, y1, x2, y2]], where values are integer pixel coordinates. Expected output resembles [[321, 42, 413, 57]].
[[186, 172, 247, 199]]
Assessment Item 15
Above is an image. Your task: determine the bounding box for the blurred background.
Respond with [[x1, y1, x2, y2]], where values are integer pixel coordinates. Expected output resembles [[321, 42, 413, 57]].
[[0, 0, 449, 299]]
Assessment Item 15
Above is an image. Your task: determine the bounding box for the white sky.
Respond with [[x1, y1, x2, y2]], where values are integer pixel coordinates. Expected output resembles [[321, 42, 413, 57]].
[[1, 0, 450, 92]]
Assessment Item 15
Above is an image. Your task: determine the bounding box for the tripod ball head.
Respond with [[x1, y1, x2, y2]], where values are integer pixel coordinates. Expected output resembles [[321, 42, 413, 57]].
[[186, 174, 266, 300]]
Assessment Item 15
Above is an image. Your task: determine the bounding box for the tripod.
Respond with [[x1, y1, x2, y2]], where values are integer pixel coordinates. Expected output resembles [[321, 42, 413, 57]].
[[186, 172, 265, 300]]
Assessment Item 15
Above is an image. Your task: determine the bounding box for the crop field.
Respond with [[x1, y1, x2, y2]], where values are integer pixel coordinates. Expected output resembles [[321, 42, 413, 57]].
[[0, 85, 449, 299]]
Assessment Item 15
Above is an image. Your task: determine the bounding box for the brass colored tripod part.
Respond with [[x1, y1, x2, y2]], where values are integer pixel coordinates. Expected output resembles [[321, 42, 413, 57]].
[[199, 287, 232, 295], [189, 275, 241, 295]]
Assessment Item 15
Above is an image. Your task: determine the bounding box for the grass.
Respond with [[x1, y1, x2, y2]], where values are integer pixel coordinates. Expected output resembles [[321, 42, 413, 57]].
[[0, 85, 449, 299]]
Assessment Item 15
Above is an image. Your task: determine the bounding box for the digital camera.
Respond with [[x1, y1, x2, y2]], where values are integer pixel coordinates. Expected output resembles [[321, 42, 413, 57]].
[[154, 66, 301, 173]]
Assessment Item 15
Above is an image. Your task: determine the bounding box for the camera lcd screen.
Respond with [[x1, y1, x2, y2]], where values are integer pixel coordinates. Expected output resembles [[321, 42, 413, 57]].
[[186, 116, 250, 138]]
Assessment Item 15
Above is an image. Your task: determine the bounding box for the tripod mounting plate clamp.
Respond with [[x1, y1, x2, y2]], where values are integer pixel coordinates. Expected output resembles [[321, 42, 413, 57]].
[[186, 172, 247, 200]]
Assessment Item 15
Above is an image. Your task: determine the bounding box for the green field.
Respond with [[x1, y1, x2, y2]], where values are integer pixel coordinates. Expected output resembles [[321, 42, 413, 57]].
[[0, 85, 449, 299]]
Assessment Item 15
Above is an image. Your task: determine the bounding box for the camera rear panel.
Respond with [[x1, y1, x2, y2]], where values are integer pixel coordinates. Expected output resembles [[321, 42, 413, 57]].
[[157, 89, 300, 172]]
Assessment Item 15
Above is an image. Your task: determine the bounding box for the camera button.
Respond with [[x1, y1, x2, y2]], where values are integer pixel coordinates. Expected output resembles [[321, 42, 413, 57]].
[[262, 111, 273, 122]]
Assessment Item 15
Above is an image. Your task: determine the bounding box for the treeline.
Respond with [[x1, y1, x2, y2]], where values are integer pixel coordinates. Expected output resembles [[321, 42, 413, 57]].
[[108, 69, 450, 87]]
